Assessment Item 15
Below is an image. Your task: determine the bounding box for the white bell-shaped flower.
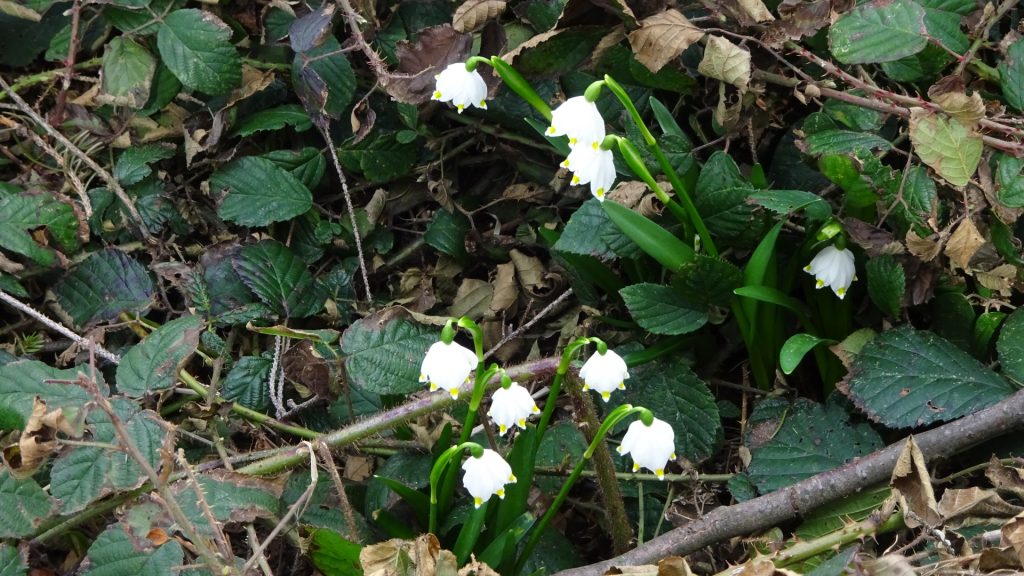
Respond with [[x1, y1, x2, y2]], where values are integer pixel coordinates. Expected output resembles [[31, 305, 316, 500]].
[[561, 142, 616, 201], [579, 348, 628, 402], [461, 449, 516, 508], [617, 417, 676, 479], [804, 245, 856, 299], [432, 63, 488, 113], [487, 382, 540, 435], [546, 96, 606, 148], [419, 341, 479, 399]]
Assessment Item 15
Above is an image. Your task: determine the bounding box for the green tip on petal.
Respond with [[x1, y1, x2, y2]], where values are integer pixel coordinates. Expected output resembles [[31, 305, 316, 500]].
[[456, 104, 465, 112], [497, 489, 505, 498], [479, 101, 487, 109], [432, 91, 442, 100], [816, 279, 825, 288], [571, 175, 580, 184], [803, 265, 811, 271], [517, 419, 526, 427], [546, 126, 556, 135], [617, 382, 625, 390], [601, 391, 611, 401], [499, 425, 507, 433], [509, 474, 517, 483], [569, 137, 578, 145], [581, 383, 589, 391]]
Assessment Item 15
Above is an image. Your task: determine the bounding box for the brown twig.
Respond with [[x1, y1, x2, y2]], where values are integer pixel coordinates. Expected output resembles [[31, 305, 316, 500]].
[[955, 0, 1018, 77], [52, 0, 82, 125], [315, 442, 361, 541], [551, 388, 1024, 576]]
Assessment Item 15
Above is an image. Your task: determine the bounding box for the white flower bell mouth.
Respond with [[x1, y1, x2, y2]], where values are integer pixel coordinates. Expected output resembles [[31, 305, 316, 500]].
[[804, 245, 856, 299], [562, 142, 616, 201], [419, 341, 479, 399], [461, 449, 517, 508], [432, 63, 488, 113], [546, 96, 606, 148], [579, 348, 629, 402], [617, 417, 676, 479], [487, 381, 540, 435]]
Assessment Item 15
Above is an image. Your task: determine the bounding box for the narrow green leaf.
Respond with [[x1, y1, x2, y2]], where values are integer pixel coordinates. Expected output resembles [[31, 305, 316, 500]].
[[734, 285, 808, 317], [780, 333, 831, 374], [602, 201, 694, 271], [310, 530, 362, 576]]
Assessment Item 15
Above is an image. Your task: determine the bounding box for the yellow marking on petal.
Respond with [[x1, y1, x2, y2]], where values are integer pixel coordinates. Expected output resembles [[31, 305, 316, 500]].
[[532, 406, 540, 414], [632, 463, 640, 472], [449, 389, 459, 399], [419, 373, 427, 381], [596, 188, 605, 198], [474, 497, 483, 508], [509, 474, 517, 483], [616, 445, 624, 454], [479, 100, 487, 109], [617, 382, 625, 390], [432, 90, 442, 100], [655, 469, 665, 479], [497, 488, 505, 498], [581, 383, 589, 391], [434, 74, 440, 79], [571, 175, 580, 184], [591, 142, 598, 150], [837, 287, 846, 296], [517, 418, 526, 427], [499, 424, 507, 433], [803, 265, 811, 271], [456, 104, 465, 112], [546, 126, 556, 135], [569, 137, 578, 145], [600, 391, 611, 401], [429, 382, 438, 391], [561, 159, 570, 168], [671, 453, 677, 459], [816, 279, 825, 288]]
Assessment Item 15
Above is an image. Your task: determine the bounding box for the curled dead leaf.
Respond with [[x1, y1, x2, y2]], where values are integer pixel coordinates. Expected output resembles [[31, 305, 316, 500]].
[[698, 35, 751, 91], [938, 487, 1023, 528], [453, 0, 506, 33], [890, 436, 941, 529], [626, 10, 704, 73], [1003, 512, 1024, 567], [944, 218, 986, 270], [4, 396, 77, 479]]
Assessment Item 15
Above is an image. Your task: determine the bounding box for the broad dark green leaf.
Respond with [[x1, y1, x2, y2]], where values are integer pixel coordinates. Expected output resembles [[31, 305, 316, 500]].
[[996, 153, 1024, 208], [0, 543, 25, 576], [311, 530, 362, 576], [1000, 39, 1024, 112], [340, 312, 436, 395], [553, 198, 638, 260], [0, 469, 55, 538], [424, 210, 470, 261], [172, 471, 282, 534], [82, 525, 184, 576], [997, 308, 1024, 384], [338, 132, 417, 183], [211, 156, 313, 226], [845, 326, 1015, 428], [746, 399, 883, 493], [261, 147, 326, 191], [232, 104, 313, 137], [620, 283, 707, 335], [114, 144, 176, 187], [53, 249, 154, 327], [0, 191, 79, 266], [156, 8, 241, 95], [99, 36, 155, 108], [0, 360, 99, 429], [804, 130, 892, 155], [828, 0, 928, 64], [748, 189, 831, 221], [292, 36, 356, 119], [866, 255, 905, 317], [221, 356, 272, 411], [116, 315, 204, 396], [796, 486, 891, 539], [234, 240, 325, 319], [534, 422, 586, 493]]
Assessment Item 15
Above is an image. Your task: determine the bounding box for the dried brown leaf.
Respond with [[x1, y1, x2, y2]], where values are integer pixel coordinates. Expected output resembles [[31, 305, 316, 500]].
[[976, 263, 1017, 296], [592, 26, 627, 63], [450, 278, 493, 319], [453, 0, 507, 32], [987, 456, 1024, 499], [944, 218, 986, 270], [890, 436, 941, 528], [4, 397, 75, 479], [863, 555, 916, 576], [626, 10, 705, 73], [509, 249, 550, 297], [490, 262, 518, 314], [1003, 512, 1024, 567], [603, 557, 695, 576], [699, 35, 751, 90], [906, 229, 942, 262], [931, 91, 986, 129], [282, 340, 336, 400], [938, 487, 1023, 527], [383, 26, 473, 104], [360, 534, 442, 576]]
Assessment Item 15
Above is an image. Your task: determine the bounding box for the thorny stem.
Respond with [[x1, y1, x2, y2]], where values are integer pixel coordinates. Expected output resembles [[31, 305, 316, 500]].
[[0, 58, 101, 102], [315, 442, 360, 541], [0, 289, 120, 364], [955, 0, 1018, 77]]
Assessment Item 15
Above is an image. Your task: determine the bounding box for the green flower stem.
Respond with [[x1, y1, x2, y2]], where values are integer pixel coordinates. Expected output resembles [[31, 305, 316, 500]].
[[429, 442, 485, 535], [615, 137, 693, 230], [489, 56, 552, 121], [535, 337, 593, 441], [516, 405, 652, 575], [603, 75, 717, 257]]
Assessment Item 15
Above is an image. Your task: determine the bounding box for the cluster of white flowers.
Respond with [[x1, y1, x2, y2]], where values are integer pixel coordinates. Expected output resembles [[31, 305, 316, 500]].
[[433, 65, 615, 201], [804, 245, 856, 299]]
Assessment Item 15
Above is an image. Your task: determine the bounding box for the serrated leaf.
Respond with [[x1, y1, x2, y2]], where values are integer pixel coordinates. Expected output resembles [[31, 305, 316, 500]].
[[337, 132, 417, 183], [845, 326, 1015, 428], [116, 315, 203, 396], [620, 283, 707, 335], [748, 189, 831, 220], [828, 0, 928, 65], [173, 471, 282, 534], [82, 525, 184, 576], [53, 249, 154, 327], [746, 399, 884, 493], [98, 36, 155, 108], [114, 144, 176, 186], [424, 210, 469, 261], [999, 38, 1024, 112], [672, 256, 743, 308], [311, 530, 363, 575], [908, 108, 982, 187], [453, 0, 506, 32], [221, 356, 272, 410], [996, 153, 1024, 208], [626, 9, 704, 73], [234, 240, 325, 319], [288, 3, 335, 52], [211, 156, 313, 226], [292, 36, 356, 119], [50, 446, 112, 514], [804, 130, 892, 155], [609, 359, 720, 462], [0, 469, 55, 538], [866, 255, 905, 317], [0, 191, 79, 266], [261, 147, 326, 190], [553, 198, 638, 260], [698, 35, 750, 90], [232, 104, 313, 137], [0, 543, 26, 576], [0, 361, 100, 429], [997, 308, 1024, 385], [156, 8, 241, 95], [534, 422, 586, 493], [340, 310, 436, 395]]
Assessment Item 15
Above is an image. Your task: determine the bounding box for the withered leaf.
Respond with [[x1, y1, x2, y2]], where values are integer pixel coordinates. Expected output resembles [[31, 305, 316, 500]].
[[944, 218, 986, 270], [282, 340, 336, 400], [626, 10, 704, 73], [1003, 512, 1024, 567], [383, 25, 472, 105], [698, 35, 751, 90], [453, 0, 506, 33], [938, 487, 1022, 528], [890, 436, 941, 528]]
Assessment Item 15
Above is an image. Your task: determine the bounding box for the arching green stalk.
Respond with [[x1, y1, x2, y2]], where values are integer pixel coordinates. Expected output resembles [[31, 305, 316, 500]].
[[429, 442, 485, 535]]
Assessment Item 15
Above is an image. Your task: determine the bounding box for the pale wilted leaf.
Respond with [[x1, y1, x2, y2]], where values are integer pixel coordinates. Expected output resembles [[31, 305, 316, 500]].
[[937, 487, 1022, 527], [490, 262, 518, 313], [698, 35, 751, 90], [987, 456, 1024, 500], [6, 397, 76, 479], [0, 1, 40, 21], [944, 218, 985, 270], [908, 108, 983, 187], [906, 230, 942, 262], [361, 533, 441, 576], [890, 437, 940, 528], [453, 0, 506, 33], [626, 10, 705, 73], [930, 90, 986, 129], [1003, 512, 1024, 567], [735, 0, 775, 22]]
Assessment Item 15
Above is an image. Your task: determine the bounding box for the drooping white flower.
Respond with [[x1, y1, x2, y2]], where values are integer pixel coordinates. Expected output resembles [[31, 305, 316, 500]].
[[432, 63, 488, 113], [579, 349, 629, 402], [461, 449, 516, 508], [561, 142, 616, 201], [546, 96, 606, 148], [487, 382, 540, 435], [617, 417, 676, 479], [419, 341, 479, 399], [804, 245, 856, 299]]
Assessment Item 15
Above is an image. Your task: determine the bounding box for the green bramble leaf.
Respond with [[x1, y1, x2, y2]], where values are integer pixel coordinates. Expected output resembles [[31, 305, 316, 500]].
[[232, 104, 313, 137], [82, 525, 184, 576], [211, 156, 313, 227], [828, 0, 928, 65], [0, 543, 26, 576], [233, 240, 325, 319], [0, 469, 56, 538], [803, 130, 892, 156], [866, 255, 905, 318], [116, 315, 204, 397], [908, 109, 982, 187], [996, 308, 1024, 385], [0, 191, 80, 266], [220, 356, 272, 411], [172, 471, 283, 534], [996, 153, 1024, 208], [999, 38, 1024, 112], [114, 144, 176, 187], [53, 249, 154, 327], [311, 530, 363, 576], [156, 8, 241, 95], [340, 310, 436, 395], [0, 361, 101, 430], [620, 283, 707, 335], [98, 36, 155, 108]]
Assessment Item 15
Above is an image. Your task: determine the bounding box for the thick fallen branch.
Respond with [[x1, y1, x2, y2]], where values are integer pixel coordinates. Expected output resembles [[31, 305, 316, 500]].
[[552, 388, 1024, 576]]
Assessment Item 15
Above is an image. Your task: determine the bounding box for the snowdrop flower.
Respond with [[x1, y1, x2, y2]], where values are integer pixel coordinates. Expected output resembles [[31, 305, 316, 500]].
[[579, 348, 629, 402], [461, 449, 516, 508], [487, 382, 540, 435], [804, 245, 856, 299], [432, 63, 488, 113], [617, 417, 676, 479], [546, 96, 606, 148], [562, 142, 616, 201], [419, 341, 479, 399]]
